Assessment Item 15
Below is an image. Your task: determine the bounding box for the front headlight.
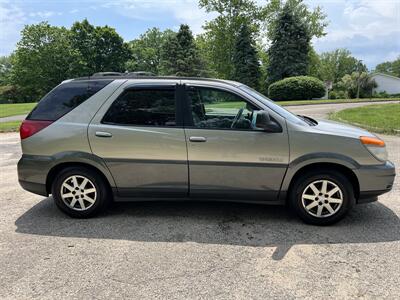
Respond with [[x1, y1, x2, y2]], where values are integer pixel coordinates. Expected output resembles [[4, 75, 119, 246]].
[[360, 136, 388, 162]]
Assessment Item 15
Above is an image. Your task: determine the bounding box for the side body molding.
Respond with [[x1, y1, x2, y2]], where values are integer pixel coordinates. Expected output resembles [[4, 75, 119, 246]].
[[50, 151, 117, 187], [18, 151, 118, 194]]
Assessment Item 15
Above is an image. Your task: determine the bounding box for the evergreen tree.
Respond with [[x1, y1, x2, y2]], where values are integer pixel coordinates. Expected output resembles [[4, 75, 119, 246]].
[[232, 24, 260, 89], [159, 33, 180, 76], [267, 4, 311, 84], [160, 24, 205, 77]]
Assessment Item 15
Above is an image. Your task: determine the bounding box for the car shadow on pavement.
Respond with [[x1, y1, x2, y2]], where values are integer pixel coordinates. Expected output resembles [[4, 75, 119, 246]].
[[15, 197, 400, 260]]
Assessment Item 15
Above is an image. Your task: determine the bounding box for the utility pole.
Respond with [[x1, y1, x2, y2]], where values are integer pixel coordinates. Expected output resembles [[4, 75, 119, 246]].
[[356, 59, 363, 99]]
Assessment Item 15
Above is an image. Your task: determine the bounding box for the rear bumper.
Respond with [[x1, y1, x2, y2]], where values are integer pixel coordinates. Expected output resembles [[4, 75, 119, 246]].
[[18, 180, 48, 197], [18, 154, 52, 196], [355, 161, 396, 204]]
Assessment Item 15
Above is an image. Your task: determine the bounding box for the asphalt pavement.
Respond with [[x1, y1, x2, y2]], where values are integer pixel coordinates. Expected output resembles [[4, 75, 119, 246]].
[[0, 103, 398, 299]]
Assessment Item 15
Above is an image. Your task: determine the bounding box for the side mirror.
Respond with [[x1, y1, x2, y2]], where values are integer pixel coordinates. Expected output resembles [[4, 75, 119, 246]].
[[255, 111, 282, 133]]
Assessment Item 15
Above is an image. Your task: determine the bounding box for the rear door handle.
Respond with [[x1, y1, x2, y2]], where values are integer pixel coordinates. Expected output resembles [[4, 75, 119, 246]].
[[95, 131, 112, 138], [189, 136, 207, 142]]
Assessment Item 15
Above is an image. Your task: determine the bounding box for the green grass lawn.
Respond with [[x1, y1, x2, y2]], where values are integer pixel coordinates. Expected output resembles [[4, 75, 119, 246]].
[[0, 103, 36, 118], [0, 121, 22, 132], [206, 98, 400, 109], [0, 98, 399, 118], [330, 103, 400, 135]]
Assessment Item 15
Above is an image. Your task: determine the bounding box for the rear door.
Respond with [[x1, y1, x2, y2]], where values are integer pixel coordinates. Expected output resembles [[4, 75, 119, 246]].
[[88, 81, 188, 198]]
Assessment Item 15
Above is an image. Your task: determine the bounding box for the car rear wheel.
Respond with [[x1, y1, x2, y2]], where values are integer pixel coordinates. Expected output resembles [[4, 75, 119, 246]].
[[51, 166, 110, 218], [289, 170, 355, 225]]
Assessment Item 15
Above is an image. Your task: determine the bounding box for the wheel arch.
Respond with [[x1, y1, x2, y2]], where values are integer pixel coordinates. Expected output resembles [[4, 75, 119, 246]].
[[284, 162, 360, 202], [45, 152, 116, 195]]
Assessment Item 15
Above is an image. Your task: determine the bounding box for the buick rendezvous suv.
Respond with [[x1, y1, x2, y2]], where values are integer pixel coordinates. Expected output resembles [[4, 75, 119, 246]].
[[18, 74, 396, 225]]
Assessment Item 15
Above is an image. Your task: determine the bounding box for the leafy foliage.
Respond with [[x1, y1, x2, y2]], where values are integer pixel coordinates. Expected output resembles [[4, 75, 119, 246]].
[[263, 0, 328, 40], [70, 19, 131, 75], [160, 25, 206, 77], [126, 28, 175, 74], [11, 22, 84, 102], [307, 47, 322, 79], [199, 0, 265, 79], [268, 76, 325, 101], [232, 24, 260, 89], [319, 49, 366, 84], [339, 72, 377, 98], [267, 3, 311, 85], [374, 56, 400, 78], [0, 56, 13, 85]]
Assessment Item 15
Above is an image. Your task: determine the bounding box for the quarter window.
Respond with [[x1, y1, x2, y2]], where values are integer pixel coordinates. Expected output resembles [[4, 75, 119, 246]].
[[187, 86, 260, 130], [28, 80, 112, 121], [102, 88, 176, 126]]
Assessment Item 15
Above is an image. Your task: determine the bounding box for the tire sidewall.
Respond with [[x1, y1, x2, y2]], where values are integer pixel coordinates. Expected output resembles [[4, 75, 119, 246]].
[[52, 167, 109, 218], [290, 171, 355, 225]]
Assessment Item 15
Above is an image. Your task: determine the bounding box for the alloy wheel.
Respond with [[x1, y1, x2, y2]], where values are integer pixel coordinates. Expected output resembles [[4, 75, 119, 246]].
[[60, 175, 97, 211], [301, 180, 343, 218]]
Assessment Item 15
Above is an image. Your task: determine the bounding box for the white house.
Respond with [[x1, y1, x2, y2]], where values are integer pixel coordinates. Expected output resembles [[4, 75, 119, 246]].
[[371, 73, 400, 95]]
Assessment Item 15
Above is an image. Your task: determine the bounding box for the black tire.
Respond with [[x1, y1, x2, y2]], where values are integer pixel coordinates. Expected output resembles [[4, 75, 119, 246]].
[[289, 170, 355, 225], [51, 166, 110, 218]]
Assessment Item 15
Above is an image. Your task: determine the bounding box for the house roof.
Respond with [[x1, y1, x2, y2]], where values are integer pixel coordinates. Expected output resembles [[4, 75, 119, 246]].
[[371, 72, 400, 81]]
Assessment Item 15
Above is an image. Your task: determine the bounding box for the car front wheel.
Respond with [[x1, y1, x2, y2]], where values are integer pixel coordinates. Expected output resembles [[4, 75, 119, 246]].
[[289, 170, 355, 225]]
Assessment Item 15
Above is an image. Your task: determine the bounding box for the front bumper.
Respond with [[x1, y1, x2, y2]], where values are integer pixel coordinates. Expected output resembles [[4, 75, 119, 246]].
[[354, 161, 396, 204]]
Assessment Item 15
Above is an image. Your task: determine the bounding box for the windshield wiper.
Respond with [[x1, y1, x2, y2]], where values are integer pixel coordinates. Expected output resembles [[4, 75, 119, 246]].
[[298, 115, 318, 126]]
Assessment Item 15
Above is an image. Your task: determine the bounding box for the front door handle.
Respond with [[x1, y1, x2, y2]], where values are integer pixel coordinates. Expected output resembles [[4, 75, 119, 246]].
[[189, 136, 207, 142], [95, 131, 112, 138]]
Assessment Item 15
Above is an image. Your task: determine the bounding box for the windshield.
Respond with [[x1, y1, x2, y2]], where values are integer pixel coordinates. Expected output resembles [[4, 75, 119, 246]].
[[238, 85, 308, 126]]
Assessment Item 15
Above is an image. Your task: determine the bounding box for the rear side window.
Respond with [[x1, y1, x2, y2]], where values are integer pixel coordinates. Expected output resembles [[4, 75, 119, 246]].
[[102, 88, 176, 126], [28, 80, 112, 121]]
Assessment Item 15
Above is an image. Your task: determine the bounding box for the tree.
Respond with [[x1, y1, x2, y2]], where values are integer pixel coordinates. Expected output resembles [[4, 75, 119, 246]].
[[199, 0, 265, 79], [0, 55, 12, 85], [267, 3, 311, 84], [198, 0, 327, 80], [126, 28, 175, 74], [263, 0, 328, 40], [11, 22, 84, 101], [375, 56, 400, 77], [339, 72, 377, 99], [160, 24, 206, 77], [307, 47, 322, 79], [319, 49, 367, 84], [232, 24, 260, 89], [70, 19, 131, 75]]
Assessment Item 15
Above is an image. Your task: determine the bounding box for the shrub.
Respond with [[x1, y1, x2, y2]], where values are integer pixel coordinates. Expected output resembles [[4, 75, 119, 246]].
[[268, 76, 325, 101], [372, 91, 389, 98], [329, 90, 348, 100], [0, 84, 30, 103]]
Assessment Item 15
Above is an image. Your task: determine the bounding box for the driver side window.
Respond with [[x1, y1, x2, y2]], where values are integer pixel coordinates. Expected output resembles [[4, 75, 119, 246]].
[[187, 86, 260, 130]]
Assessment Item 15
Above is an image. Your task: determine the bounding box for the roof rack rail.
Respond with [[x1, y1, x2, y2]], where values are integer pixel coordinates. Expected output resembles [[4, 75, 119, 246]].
[[128, 71, 155, 76], [72, 73, 240, 87], [92, 72, 124, 77], [91, 71, 156, 78]]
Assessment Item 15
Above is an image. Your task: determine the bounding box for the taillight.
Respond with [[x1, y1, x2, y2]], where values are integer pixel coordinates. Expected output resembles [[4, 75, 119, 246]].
[[20, 120, 53, 139]]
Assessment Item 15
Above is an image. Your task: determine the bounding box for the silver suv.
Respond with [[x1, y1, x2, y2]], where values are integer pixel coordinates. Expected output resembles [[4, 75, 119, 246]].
[[18, 75, 395, 225]]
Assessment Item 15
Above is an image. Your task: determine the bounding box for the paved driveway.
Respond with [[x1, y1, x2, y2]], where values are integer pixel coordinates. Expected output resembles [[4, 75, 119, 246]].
[[0, 104, 399, 299], [287, 100, 399, 119]]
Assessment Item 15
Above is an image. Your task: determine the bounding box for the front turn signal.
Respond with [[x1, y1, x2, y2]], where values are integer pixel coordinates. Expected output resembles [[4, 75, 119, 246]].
[[360, 136, 385, 147]]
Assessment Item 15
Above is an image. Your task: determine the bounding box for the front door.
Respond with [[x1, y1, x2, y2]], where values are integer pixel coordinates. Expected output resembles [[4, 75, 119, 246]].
[[88, 83, 188, 198], [183, 85, 289, 201]]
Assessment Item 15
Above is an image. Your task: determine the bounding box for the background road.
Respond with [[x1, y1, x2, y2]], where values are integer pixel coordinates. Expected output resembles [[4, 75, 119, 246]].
[[0, 104, 399, 299]]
